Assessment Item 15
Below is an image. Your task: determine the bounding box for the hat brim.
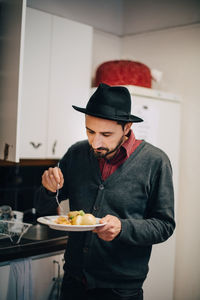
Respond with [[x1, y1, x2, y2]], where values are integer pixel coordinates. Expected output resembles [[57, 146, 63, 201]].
[[72, 105, 143, 123]]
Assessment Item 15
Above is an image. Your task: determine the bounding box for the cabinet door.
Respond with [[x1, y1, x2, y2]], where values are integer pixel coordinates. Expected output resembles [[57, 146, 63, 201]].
[[32, 252, 64, 300], [0, 0, 26, 162], [0, 264, 10, 300], [47, 16, 93, 158], [19, 8, 52, 158]]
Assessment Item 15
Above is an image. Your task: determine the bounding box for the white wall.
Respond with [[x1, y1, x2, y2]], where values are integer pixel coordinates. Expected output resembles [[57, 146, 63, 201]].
[[91, 30, 121, 85], [121, 25, 200, 300]]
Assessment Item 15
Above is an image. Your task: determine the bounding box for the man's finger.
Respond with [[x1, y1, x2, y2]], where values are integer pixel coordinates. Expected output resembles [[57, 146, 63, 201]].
[[53, 167, 61, 183]]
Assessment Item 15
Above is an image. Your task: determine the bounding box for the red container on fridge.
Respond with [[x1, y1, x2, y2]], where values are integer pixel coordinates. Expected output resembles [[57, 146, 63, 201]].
[[95, 60, 152, 88]]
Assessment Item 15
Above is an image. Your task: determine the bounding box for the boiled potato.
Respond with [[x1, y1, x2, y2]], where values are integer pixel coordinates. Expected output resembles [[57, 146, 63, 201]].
[[81, 214, 96, 225], [71, 214, 83, 225], [66, 210, 96, 225]]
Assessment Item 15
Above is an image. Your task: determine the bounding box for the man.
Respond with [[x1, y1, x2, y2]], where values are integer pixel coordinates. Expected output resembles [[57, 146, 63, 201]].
[[35, 83, 175, 300]]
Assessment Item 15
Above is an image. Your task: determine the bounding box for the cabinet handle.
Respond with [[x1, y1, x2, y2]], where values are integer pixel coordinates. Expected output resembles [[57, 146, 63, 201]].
[[3, 143, 13, 160], [30, 142, 42, 149], [53, 260, 61, 280], [52, 140, 57, 155], [53, 259, 61, 298]]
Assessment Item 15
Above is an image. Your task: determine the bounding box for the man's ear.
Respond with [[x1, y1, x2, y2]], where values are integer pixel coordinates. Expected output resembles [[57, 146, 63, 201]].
[[124, 122, 133, 135]]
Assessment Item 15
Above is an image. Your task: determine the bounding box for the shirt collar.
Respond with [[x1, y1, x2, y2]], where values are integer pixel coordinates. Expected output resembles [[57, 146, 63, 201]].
[[121, 129, 136, 158]]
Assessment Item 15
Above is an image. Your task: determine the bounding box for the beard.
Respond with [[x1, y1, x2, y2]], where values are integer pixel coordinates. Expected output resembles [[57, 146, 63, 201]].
[[90, 135, 125, 159]]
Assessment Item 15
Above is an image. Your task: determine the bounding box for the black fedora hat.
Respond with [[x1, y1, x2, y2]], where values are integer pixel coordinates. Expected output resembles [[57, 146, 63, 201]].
[[72, 83, 143, 123]]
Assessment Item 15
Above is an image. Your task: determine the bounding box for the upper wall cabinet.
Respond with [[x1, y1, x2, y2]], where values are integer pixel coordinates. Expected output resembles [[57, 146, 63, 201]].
[[20, 8, 93, 160], [20, 8, 92, 160], [46, 13, 92, 158], [0, 0, 27, 162], [19, 8, 52, 159], [0, 6, 93, 162]]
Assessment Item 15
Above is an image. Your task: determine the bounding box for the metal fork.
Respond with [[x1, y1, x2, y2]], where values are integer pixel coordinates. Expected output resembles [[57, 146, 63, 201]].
[[55, 162, 66, 215]]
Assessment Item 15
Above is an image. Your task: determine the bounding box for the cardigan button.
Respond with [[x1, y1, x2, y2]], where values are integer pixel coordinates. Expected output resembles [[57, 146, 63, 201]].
[[99, 184, 104, 190], [93, 205, 98, 211]]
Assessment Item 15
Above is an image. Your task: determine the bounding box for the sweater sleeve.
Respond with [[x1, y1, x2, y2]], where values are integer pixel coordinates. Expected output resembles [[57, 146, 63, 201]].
[[34, 186, 58, 215], [118, 159, 176, 246]]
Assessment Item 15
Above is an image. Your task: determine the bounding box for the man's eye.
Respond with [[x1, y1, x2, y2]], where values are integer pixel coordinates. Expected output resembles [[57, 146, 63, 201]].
[[102, 133, 111, 137], [87, 130, 94, 134]]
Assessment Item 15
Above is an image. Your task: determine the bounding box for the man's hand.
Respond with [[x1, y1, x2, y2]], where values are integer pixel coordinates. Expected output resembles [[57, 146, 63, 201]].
[[42, 167, 64, 193], [93, 214, 121, 241]]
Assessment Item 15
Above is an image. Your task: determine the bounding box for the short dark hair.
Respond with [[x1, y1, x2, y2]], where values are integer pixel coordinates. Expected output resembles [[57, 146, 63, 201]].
[[117, 120, 129, 130]]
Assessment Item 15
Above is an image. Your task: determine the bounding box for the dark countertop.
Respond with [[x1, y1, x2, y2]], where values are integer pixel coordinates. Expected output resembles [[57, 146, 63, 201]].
[[0, 223, 68, 263]]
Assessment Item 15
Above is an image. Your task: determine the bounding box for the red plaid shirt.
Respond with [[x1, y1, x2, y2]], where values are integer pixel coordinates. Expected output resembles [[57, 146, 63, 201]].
[[98, 130, 142, 181]]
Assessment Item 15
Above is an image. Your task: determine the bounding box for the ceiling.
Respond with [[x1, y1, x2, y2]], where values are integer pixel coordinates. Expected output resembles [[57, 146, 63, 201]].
[[27, 0, 200, 36]]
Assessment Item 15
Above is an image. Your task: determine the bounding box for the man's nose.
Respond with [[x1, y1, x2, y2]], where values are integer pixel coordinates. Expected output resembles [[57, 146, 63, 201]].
[[92, 134, 103, 149]]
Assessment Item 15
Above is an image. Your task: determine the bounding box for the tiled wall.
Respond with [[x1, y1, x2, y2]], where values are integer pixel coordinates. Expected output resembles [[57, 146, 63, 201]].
[[0, 163, 55, 213]]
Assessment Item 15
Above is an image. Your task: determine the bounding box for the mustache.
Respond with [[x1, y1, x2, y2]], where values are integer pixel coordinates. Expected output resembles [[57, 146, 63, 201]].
[[89, 134, 125, 158], [95, 147, 109, 151], [89, 146, 109, 152]]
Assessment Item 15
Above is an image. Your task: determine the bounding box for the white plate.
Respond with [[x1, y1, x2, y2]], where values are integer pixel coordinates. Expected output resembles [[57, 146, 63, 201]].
[[37, 216, 106, 231]]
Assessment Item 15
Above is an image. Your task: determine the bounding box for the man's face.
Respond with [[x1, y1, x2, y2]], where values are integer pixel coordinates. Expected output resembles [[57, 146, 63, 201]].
[[85, 115, 131, 159]]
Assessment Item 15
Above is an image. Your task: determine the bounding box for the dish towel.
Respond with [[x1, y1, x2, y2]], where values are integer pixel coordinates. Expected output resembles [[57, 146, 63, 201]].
[[7, 258, 33, 300]]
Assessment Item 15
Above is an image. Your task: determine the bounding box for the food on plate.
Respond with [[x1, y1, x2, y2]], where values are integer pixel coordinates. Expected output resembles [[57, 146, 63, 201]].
[[71, 213, 96, 225], [71, 214, 83, 225], [81, 214, 96, 225], [68, 210, 85, 219], [54, 210, 97, 226], [54, 216, 71, 225]]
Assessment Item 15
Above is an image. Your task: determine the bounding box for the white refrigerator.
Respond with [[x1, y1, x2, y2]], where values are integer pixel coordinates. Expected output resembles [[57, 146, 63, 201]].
[[127, 85, 181, 300]]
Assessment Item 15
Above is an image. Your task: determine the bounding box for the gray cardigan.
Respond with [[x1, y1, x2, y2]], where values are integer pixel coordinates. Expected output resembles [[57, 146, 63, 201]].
[[35, 140, 175, 289]]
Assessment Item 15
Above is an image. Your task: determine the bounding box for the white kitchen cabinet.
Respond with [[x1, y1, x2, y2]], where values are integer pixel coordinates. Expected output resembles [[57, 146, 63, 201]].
[[0, 0, 27, 162], [0, 251, 65, 300], [0, 5, 92, 162], [46, 15, 92, 158], [20, 8, 92, 159], [32, 251, 65, 300], [0, 264, 10, 300], [19, 8, 52, 158]]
